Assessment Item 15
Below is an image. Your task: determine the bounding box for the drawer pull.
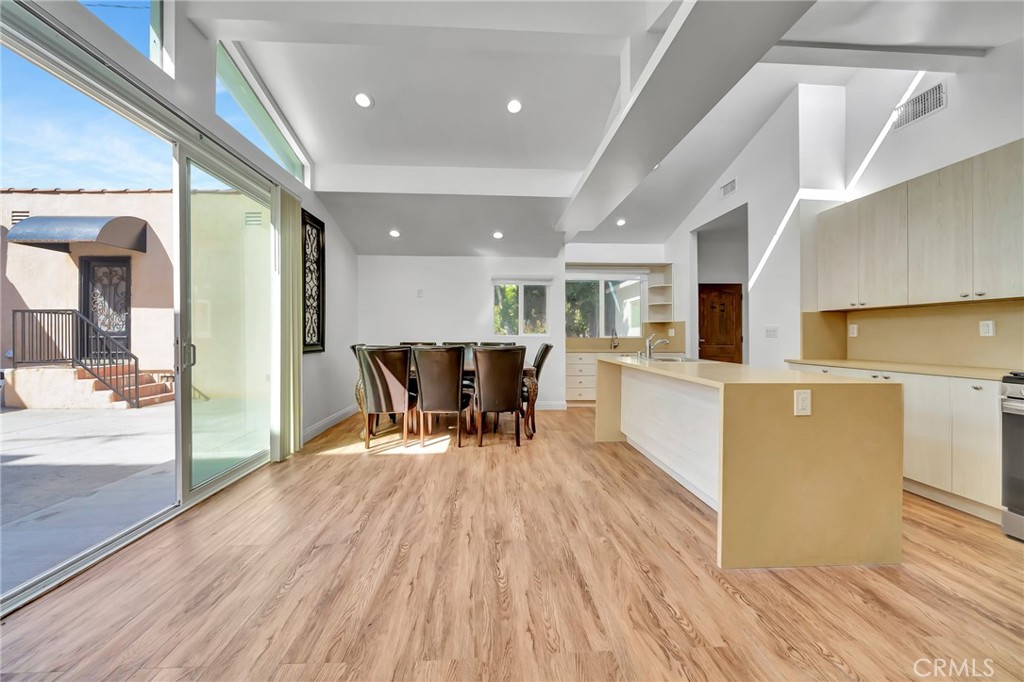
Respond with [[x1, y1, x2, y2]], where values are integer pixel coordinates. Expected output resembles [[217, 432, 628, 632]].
[[859, 302, 866, 306], [959, 293, 970, 298], [821, 369, 829, 374], [871, 374, 880, 379], [972, 385, 983, 391], [975, 292, 986, 297], [849, 302, 857, 307], [882, 375, 891, 380]]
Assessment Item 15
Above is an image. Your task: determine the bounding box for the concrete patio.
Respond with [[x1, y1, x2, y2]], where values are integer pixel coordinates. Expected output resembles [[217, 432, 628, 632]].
[[1, 403, 176, 594]]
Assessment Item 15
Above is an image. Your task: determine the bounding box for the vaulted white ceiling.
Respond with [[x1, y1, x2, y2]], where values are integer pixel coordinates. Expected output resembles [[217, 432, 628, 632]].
[[188, 1, 1024, 256]]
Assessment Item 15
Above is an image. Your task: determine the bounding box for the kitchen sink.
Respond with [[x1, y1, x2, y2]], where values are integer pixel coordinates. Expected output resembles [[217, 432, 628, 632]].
[[649, 357, 684, 362]]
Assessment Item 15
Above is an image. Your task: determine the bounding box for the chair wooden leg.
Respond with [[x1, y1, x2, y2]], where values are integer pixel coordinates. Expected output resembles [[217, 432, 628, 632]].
[[428, 414, 433, 435], [457, 412, 462, 448], [477, 410, 485, 446], [365, 413, 372, 449], [465, 406, 473, 434], [515, 411, 521, 447], [420, 410, 426, 446], [403, 409, 409, 447], [493, 413, 499, 433]]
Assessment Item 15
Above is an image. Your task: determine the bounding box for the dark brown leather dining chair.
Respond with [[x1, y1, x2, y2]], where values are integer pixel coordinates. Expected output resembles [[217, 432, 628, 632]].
[[472, 345, 526, 447], [413, 345, 473, 447], [401, 341, 435, 346], [357, 346, 418, 448], [479, 341, 516, 346], [524, 343, 553, 434]]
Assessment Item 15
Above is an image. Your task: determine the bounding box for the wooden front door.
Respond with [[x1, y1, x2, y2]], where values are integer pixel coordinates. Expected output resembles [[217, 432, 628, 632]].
[[80, 257, 131, 350], [698, 283, 742, 363]]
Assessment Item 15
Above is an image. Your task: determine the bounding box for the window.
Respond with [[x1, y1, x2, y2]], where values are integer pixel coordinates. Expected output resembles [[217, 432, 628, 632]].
[[494, 283, 548, 335], [215, 43, 304, 181], [566, 276, 645, 338], [81, 1, 163, 68]]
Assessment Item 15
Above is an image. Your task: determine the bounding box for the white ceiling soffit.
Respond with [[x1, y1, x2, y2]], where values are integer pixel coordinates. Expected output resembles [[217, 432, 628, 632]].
[[318, 193, 568, 257], [765, 1, 1024, 71], [556, 0, 815, 237]]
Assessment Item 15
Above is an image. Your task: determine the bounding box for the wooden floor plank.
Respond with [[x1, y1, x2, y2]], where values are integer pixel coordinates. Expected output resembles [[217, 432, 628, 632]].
[[2, 409, 1021, 681]]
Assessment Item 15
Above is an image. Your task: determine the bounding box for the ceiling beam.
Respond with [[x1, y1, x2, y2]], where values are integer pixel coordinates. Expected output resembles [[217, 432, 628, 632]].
[[313, 164, 581, 198], [763, 41, 990, 72], [557, 0, 815, 234]]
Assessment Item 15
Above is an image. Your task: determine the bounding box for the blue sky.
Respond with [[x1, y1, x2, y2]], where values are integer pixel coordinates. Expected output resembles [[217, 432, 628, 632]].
[[1, 1, 282, 190]]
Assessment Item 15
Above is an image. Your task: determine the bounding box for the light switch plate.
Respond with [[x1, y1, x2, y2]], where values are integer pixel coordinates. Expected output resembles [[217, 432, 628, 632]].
[[668, 329, 675, 337], [794, 389, 812, 416], [765, 326, 779, 339], [979, 320, 995, 337], [848, 324, 859, 338]]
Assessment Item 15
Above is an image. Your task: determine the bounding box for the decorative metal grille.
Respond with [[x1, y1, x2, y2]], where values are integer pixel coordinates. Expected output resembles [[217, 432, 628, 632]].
[[89, 264, 129, 333], [302, 211, 325, 353]]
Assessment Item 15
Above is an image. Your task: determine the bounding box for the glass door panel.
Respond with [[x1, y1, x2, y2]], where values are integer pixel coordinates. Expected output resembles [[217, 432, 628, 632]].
[[187, 162, 271, 488]]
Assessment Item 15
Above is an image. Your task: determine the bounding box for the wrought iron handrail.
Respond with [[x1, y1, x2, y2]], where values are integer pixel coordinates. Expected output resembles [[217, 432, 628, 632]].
[[11, 309, 141, 407]]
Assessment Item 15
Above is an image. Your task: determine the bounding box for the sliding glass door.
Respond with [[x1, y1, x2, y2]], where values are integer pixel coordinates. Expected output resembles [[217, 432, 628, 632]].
[[184, 161, 272, 490]]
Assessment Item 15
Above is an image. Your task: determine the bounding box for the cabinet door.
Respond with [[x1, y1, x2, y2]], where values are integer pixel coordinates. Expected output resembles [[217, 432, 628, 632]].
[[858, 183, 909, 308], [817, 202, 860, 311], [908, 160, 973, 304], [973, 139, 1024, 300], [951, 378, 1002, 507], [898, 373, 952, 490]]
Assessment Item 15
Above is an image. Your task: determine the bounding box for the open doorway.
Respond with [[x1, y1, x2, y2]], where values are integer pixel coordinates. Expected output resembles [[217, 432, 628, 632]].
[[695, 205, 748, 364]]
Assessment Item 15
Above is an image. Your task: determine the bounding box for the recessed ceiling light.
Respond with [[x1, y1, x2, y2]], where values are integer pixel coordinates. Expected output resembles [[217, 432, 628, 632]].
[[506, 99, 522, 114], [354, 92, 374, 109], [493, 231, 504, 239], [616, 218, 626, 226], [389, 229, 400, 238]]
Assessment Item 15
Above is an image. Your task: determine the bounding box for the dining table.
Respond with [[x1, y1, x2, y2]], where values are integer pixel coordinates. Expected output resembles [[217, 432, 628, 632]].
[[355, 360, 539, 440]]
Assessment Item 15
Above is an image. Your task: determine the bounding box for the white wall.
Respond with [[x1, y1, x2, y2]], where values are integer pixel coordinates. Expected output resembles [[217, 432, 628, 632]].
[[357, 254, 567, 408], [564, 242, 666, 264], [33, 1, 361, 441], [667, 87, 802, 367], [696, 223, 749, 363]]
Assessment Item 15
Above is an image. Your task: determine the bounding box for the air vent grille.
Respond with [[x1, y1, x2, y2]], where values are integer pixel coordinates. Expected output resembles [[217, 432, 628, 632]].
[[719, 179, 737, 199], [893, 82, 946, 130], [10, 210, 29, 225], [244, 211, 263, 228]]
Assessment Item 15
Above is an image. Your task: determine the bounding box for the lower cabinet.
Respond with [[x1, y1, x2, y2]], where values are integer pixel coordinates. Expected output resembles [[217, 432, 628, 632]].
[[789, 364, 1002, 509], [950, 378, 1002, 507]]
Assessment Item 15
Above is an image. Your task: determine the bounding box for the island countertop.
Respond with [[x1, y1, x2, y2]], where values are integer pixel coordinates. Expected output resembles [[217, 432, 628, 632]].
[[598, 356, 881, 388]]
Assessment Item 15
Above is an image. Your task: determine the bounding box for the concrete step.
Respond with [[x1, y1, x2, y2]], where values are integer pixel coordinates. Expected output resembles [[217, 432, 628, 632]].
[[76, 364, 138, 381], [138, 392, 175, 407], [103, 381, 175, 402], [89, 374, 155, 391]]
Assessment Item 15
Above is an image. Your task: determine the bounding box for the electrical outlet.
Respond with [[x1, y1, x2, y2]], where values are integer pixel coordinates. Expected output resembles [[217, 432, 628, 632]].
[[979, 320, 995, 337], [416, 288, 424, 299], [668, 329, 675, 337], [848, 324, 858, 338], [794, 389, 812, 416], [765, 326, 779, 339]]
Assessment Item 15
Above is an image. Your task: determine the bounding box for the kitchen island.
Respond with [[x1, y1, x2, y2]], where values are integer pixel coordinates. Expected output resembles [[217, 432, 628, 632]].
[[596, 357, 903, 569]]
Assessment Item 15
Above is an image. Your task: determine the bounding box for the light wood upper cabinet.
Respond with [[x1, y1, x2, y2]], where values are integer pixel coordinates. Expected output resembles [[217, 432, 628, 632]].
[[817, 202, 860, 311], [972, 139, 1024, 300], [899, 373, 952, 491], [858, 183, 909, 308], [950, 378, 1002, 507], [908, 159, 973, 304]]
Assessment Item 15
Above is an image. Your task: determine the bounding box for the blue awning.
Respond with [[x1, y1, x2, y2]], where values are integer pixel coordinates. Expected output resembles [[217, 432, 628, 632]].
[[5, 216, 148, 253]]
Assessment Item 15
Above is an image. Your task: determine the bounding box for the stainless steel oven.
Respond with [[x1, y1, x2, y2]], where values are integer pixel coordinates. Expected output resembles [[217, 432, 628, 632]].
[[1002, 372, 1024, 540]]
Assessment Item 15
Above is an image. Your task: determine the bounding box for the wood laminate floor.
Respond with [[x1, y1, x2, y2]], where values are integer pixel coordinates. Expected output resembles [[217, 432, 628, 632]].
[[2, 409, 1022, 681]]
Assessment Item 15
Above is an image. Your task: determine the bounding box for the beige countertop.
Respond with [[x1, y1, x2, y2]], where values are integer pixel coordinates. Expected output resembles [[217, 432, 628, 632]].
[[787, 358, 1011, 381], [598, 356, 878, 389]]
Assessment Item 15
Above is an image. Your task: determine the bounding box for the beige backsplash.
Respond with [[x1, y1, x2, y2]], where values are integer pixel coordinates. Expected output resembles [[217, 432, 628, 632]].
[[845, 299, 1024, 368], [565, 321, 686, 353]]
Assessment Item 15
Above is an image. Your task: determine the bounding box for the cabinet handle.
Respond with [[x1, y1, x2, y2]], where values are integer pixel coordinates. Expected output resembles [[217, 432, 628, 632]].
[[959, 293, 970, 298], [859, 302, 866, 306], [972, 385, 983, 391], [821, 369, 829, 373], [882, 375, 891, 380], [849, 302, 858, 307], [871, 374, 880, 379], [975, 292, 986, 297]]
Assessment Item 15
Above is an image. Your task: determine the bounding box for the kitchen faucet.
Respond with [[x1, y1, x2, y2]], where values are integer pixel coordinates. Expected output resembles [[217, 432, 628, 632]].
[[645, 333, 670, 359], [610, 329, 619, 349]]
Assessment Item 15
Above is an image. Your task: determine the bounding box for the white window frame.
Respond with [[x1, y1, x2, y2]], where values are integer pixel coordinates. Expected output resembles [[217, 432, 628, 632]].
[[566, 271, 648, 338], [492, 279, 551, 337]]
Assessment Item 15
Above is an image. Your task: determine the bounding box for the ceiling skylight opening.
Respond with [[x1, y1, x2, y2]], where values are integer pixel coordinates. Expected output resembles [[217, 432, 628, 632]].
[[354, 92, 374, 109], [506, 99, 522, 114]]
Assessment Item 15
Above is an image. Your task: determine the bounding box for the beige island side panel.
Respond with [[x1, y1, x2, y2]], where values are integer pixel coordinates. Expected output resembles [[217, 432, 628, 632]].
[[595, 357, 903, 569]]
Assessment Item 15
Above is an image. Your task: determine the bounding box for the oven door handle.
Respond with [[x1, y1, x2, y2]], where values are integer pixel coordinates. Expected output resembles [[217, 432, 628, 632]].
[[1003, 399, 1024, 416]]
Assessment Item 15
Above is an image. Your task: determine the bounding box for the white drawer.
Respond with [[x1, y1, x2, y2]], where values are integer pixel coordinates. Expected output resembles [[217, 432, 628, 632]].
[[566, 375, 596, 389], [566, 364, 596, 376], [566, 353, 597, 365], [566, 388, 597, 401]]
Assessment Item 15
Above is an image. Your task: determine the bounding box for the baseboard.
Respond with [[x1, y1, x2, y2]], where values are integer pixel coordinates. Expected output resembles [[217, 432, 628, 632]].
[[903, 479, 1003, 524], [535, 400, 567, 411], [303, 404, 358, 444], [627, 437, 719, 512]]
